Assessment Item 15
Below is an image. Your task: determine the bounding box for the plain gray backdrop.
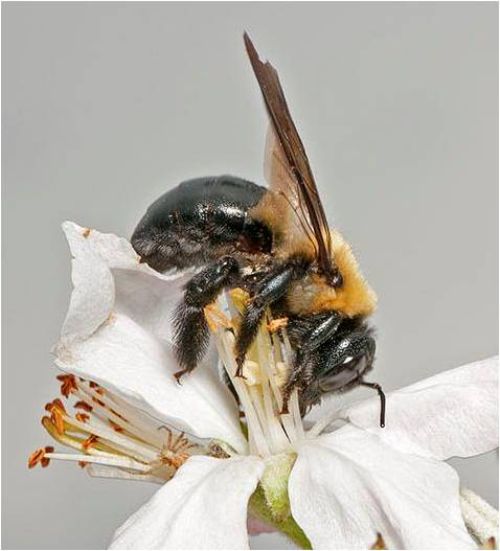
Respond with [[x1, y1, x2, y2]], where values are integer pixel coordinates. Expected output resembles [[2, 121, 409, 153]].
[[3, 2, 498, 549]]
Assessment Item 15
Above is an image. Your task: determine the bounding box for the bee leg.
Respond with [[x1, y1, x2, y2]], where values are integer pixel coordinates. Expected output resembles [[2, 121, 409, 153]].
[[281, 312, 342, 413], [234, 258, 308, 377], [173, 256, 240, 381]]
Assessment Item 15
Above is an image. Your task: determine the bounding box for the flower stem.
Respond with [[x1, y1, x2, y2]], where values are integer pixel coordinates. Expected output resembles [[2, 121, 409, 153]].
[[248, 485, 311, 550]]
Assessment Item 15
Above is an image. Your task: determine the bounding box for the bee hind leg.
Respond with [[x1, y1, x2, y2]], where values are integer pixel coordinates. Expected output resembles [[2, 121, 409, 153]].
[[173, 256, 240, 381]]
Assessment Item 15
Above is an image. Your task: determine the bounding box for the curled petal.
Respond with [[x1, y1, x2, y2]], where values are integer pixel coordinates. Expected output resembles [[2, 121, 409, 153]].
[[110, 455, 264, 550], [342, 357, 499, 460], [60, 221, 193, 344], [55, 222, 246, 453], [289, 426, 475, 550]]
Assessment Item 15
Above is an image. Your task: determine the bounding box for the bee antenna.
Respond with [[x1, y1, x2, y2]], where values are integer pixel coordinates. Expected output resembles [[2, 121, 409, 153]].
[[360, 381, 386, 428]]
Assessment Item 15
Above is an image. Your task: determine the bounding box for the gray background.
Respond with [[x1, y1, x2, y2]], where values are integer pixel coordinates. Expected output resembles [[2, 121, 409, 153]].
[[3, 2, 498, 549]]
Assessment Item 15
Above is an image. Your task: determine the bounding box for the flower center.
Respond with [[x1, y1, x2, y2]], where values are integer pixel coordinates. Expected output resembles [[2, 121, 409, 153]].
[[205, 290, 306, 458]]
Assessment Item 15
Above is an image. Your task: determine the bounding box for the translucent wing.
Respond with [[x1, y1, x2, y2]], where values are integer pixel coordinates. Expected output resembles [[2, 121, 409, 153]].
[[244, 33, 334, 275]]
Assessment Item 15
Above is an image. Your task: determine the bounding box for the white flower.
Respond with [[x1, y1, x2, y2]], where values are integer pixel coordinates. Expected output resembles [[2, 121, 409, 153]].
[[31, 222, 499, 550]]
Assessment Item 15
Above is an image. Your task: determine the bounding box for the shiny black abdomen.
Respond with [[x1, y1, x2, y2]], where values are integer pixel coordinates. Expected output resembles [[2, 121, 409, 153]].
[[131, 175, 272, 271]]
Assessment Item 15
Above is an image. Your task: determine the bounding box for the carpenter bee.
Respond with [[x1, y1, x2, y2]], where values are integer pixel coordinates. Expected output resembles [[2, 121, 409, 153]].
[[131, 34, 386, 425]]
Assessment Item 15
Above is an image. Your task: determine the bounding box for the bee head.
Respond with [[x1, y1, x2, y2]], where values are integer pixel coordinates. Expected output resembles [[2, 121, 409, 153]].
[[319, 332, 375, 391], [320, 322, 375, 387], [298, 321, 376, 414], [131, 211, 177, 273], [307, 230, 377, 318]]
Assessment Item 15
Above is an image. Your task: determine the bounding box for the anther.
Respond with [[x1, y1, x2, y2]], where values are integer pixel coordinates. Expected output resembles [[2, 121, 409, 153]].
[[56, 374, 78, 398], [45, 398, 66, 414], [82, 435, 98, 451], [74, 401, 93, 412], [28, 448, 45, 469], [28, 446, 54, 469], [109, 420, 124, 433], [267, 317, 288, 333], [75, 413, 90, 423]]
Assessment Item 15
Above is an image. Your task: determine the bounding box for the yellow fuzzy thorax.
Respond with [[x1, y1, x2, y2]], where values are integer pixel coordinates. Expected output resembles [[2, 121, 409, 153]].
[[289, 230, 377, 318]]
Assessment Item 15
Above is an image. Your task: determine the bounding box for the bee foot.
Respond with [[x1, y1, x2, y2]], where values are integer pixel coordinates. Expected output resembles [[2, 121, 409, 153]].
[[234, 363, 247, 379], [279, 403, 290, 415], [173, 369, 189, 385]]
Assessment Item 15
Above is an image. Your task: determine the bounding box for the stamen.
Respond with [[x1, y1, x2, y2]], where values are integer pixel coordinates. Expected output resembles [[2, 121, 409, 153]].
[[207, 292, 309, 457], [32, 375, 203, 482]]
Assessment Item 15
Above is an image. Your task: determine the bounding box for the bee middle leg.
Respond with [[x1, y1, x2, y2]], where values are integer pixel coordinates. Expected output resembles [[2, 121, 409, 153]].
[[234, 257, 309, 377], [173, 256, 240, 382]]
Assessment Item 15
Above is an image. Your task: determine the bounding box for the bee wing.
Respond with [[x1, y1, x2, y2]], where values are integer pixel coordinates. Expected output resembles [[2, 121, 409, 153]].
[[244, 32, 333, 273], [263, 126, 318, 250]]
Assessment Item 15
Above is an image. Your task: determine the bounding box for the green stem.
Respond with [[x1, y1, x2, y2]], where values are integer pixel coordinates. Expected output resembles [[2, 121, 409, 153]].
[[248, 485, 312, 550]]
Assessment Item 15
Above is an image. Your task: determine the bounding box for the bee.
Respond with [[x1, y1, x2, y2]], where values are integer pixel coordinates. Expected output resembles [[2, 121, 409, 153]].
[[131, 34, 386, 425]]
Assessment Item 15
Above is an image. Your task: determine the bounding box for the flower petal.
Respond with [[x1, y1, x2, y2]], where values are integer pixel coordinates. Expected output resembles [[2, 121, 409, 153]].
[[55, 222, 247, 453], [110, 455, 264, 550], [289, 426, 475, 550], [60, 221, 193, 344], [343, 357, 499, 460]]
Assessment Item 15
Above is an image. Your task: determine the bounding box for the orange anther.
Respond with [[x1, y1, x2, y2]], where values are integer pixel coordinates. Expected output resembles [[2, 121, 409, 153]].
[[162, 452, 189, 470], [53, 398, 66, 412], [82, 435, 98, 450], [82, 228, 92, 238], [52, 408, 65, 435], [267, 317, 288, 333], [28, 448, 45, 469], [78, 461, 88, 468], [89, 382, 104, 394], [109, 421, 124, 433], [28, 446, 54, 469], [45, 398, 66, 414], [75, 413, 89, 423], [56, 374, 77, 398], [74, 401, 93, 412]]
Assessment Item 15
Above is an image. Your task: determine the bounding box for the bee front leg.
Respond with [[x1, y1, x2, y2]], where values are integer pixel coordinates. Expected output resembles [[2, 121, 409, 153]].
[[281, 312, 342, 413], [173, 256, 240, 382], [234, 258, 309, 377]]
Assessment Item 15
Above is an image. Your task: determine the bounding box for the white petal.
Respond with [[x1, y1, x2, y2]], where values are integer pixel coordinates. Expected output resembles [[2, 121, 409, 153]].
[[60, 221, 193, 343], [289, 426, 474, 550], [342, 357, 499, 460], [110, 455, 264, 550], [55, 222, 247, 453]]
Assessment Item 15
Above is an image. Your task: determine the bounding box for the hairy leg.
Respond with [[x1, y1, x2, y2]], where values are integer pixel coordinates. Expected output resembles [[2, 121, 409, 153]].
[[173, 256, 240, 381]]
